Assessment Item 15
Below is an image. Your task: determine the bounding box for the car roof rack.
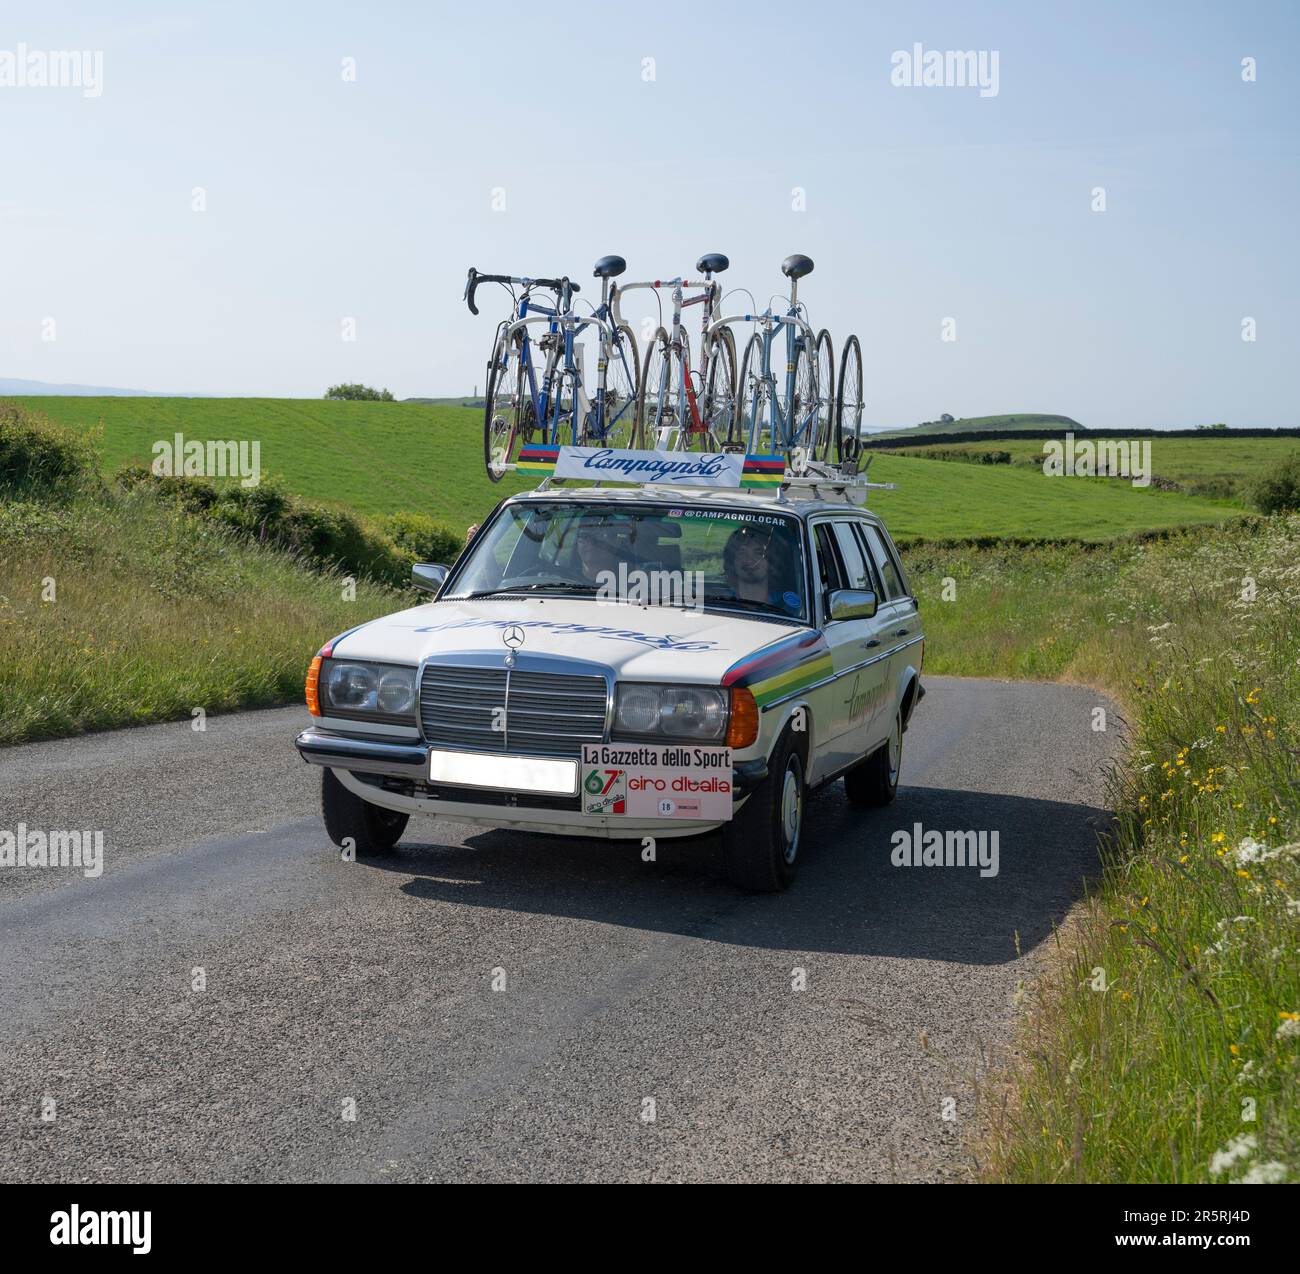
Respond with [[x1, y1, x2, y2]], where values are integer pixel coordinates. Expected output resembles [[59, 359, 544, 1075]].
[[506, 446, 895, 507]]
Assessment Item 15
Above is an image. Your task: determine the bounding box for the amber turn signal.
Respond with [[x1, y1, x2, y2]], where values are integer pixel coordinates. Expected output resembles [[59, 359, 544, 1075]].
[[305, 654, 322, 716], [726, 686, 759, 748]]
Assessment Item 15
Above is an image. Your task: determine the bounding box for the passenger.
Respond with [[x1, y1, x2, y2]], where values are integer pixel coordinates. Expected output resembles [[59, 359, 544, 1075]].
[[723, 524, 800, 614]]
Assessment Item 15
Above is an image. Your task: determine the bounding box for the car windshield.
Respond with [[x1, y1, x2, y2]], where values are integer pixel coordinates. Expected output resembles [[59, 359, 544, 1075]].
[[447, 501, 808, 621]]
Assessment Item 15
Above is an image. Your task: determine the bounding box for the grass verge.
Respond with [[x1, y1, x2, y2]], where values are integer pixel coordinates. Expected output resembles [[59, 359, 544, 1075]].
[[904, 517, 1300, 1182], [0, 490, 397, 744]]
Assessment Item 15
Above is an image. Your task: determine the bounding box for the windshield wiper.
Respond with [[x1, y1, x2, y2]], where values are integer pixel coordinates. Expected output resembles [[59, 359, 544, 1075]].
[[453, 581, 596, 599], [704, 596, 799, 619]]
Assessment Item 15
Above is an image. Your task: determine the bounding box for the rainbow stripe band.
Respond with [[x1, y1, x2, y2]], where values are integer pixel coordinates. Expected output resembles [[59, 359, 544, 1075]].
[[740, 454, 786, 488], [723, 631, 833, 707], [517, 445, 560, 473]]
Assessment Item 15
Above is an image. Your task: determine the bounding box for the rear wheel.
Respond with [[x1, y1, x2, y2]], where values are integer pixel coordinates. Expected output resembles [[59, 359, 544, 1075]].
[[635, 326, 675, 448], [813, 328, 835, 462], [835, 334, 864, 465], [697, 331, 736, 450], [735, 332, 769, 453], [723, 728, 805, 892], [781, 337, 816, 470], [596, 324, 640, 449], [843, 707, 901, 808], [321, 769, 409, 855]]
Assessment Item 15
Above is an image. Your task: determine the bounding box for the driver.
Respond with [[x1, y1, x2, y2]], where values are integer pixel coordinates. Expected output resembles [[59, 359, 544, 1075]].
[[573, 515, 635, 585]]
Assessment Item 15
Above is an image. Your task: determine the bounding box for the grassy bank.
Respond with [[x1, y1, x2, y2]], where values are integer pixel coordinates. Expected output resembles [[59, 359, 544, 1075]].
[[0, 490, 397, 744], [905, 518, 1299, 1182]]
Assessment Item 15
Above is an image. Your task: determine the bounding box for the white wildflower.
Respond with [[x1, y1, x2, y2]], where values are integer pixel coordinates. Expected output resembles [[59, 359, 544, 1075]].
[[1236, 1161, 1287, 1185], [1209, 1133, 1257, 1177], [1275, 1018, 1300, 1041]]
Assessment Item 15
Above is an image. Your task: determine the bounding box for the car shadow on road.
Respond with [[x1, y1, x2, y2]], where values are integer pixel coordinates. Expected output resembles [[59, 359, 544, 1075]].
[[371, 782, 1113, 964]]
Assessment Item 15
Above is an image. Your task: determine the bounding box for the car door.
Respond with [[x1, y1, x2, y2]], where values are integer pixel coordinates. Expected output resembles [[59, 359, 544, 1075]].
[[857, 520, 920, 731], [806, 519, 855, 781], [828, 519, 896, 758]]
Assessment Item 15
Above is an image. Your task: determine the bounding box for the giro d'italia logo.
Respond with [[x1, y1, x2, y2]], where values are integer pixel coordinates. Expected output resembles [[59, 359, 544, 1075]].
[[582, 766, 625, 815]]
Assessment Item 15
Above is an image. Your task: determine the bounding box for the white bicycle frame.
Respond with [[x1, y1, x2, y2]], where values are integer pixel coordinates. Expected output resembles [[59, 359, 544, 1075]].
[[614, 276, 725, 449]]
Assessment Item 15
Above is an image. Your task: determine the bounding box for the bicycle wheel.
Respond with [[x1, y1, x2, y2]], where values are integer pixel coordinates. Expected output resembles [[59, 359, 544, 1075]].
[[634, 327, 675, 448], [813, 328, 835, 462], [778, 337, 816, 467], [597, 324, 640, 449], [835, 334, 864, 464], [699, 330, 736, 450], [483, 327, 526, 480], [735, 332, 772, 454]]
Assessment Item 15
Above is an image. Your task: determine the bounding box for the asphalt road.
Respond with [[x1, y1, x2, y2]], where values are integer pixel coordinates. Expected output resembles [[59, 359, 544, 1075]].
[[0, 676, 1120, 1183]]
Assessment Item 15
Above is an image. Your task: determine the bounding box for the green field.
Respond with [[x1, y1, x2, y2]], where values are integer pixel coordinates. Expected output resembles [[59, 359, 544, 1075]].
[[880, 434, 1300, 500], [17, 396, 534, 529], [14, 397, 1241, 542]]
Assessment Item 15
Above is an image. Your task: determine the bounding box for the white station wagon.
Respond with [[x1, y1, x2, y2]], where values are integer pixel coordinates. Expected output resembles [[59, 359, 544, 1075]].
[[296, 470, 925, 891]]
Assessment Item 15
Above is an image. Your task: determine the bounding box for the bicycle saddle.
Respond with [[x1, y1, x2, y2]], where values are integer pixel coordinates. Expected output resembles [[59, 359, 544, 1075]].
[[781, 254, 814, 279], [696, 253, 729, 275], [593, 255, 627, 278]]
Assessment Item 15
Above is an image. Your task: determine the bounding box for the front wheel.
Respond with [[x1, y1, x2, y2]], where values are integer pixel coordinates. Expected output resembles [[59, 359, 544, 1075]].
[[321, 769, 409, 855], [843, 708, 901, 808], [483, 328, 530, 480], [723, 729, 805, 891], [836, 334, 864, 465], [813, 328, 835, 463]]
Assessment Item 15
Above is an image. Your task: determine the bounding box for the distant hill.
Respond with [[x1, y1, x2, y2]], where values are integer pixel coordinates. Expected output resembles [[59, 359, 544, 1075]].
[[869, 413, 1085, 440], [0, 377, 184, 397]]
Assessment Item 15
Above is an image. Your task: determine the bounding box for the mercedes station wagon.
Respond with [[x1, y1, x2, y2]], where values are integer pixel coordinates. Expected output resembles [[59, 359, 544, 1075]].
[[295, 469, 924, 891]]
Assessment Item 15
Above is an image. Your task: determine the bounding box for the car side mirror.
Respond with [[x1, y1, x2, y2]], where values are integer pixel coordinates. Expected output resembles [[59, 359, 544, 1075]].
[[412, 563, 449, 594], [827, 588, 877, 621]]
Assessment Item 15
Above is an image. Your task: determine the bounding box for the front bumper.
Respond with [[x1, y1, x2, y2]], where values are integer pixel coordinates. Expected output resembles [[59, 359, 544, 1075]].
[[295, 728, 768, 837]]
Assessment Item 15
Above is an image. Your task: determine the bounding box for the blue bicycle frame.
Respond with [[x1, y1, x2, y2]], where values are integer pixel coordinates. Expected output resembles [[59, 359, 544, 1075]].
[[509, 291, 637, 447]]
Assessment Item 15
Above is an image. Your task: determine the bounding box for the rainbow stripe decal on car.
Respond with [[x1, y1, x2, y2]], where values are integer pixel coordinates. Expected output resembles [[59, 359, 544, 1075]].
[[517, 444, 560, 473], [740, 454, 785, 488], [722, 631, 833, 707]]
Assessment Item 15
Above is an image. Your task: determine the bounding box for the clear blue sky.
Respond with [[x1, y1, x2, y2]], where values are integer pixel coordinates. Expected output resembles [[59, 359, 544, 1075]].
[[3, 0, 1297, 427]]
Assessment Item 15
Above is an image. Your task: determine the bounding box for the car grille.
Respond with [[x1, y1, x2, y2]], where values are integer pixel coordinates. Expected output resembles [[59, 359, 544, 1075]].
[[419, 665, 608, 760]]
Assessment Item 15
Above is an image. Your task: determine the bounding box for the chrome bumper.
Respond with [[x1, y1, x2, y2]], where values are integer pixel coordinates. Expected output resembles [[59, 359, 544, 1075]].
[[295, 729, 428, 779], [294, 728, 769, 796]]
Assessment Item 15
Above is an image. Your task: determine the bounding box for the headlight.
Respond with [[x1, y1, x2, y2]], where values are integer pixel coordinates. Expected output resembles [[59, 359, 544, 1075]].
[[614, 683, 728, 741], [320, 660, 417, 722]]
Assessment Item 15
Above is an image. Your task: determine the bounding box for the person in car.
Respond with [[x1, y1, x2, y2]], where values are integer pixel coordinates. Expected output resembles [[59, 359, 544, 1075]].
[[723, 524, 800, 614], [573, 516, 635, 586]]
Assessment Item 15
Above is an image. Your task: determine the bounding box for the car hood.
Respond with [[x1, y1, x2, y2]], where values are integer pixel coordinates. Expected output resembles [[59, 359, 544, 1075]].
[[326, 596, 802, 682]]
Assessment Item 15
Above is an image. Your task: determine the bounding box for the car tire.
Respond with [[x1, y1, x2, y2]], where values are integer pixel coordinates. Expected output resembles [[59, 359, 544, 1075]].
[[844, 708, 902, 808], [321, 769, 409, 855], [723, 728, 805, 892]]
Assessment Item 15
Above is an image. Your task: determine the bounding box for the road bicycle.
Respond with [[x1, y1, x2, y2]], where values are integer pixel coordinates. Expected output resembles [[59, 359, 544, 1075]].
[[616, 254, 737, 452], [711, 255, 835, 468], [466, 258, 641, 480]]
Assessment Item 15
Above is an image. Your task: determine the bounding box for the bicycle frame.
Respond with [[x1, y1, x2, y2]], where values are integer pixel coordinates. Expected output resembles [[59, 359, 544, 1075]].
[[709, 295, 818, 457], [500, 307, 636, 448], [615, 275, 723, 447]]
